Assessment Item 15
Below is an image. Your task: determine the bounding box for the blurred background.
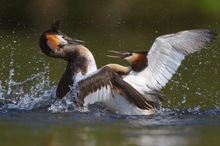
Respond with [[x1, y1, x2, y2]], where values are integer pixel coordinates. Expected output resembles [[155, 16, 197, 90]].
[[1, 1, 220, 146], [0, 0, 220, 108]]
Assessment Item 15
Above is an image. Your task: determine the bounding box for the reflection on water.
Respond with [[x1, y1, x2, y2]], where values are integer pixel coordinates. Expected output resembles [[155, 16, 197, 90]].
[[126, 128, 197, 146], [47, 126, 197, 146], [1, 108, 220, 146]]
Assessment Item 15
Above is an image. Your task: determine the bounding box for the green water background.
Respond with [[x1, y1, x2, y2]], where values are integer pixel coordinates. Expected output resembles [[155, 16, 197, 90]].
[[0, 1, 220, 146], [1, 0, 220, 108]]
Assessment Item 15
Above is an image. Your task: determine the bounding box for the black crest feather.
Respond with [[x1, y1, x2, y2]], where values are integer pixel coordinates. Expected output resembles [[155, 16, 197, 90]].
[[51, 20, 60, 32]]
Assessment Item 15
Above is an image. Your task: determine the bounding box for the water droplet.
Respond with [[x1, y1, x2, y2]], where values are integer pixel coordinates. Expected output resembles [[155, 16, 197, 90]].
[[182, 95, 186, 104]]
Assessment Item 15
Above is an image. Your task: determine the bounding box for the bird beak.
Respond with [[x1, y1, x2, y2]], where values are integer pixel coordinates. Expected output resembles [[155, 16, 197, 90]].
[[107, 50, 131, 59], [64, 36, 86, 44], [73, 38, 86, 44]]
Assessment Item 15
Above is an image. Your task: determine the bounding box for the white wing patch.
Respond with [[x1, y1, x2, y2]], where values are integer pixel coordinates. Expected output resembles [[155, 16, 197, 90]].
[[83, 84, 113, 106], [136, 29, 216, 91]]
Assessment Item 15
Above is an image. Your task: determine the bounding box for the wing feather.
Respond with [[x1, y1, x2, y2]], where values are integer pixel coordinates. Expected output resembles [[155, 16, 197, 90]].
[[76, 66, 159, 110], [145, 29, 216, 91]]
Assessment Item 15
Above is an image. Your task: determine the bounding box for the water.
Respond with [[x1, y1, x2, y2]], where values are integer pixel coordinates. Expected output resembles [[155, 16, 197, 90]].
[[0, 28, 220, 145], [1, 35, 220, 146], [1, 1, 220, 145], [1, 47, 220, 146], [1, 107, 220, 146]]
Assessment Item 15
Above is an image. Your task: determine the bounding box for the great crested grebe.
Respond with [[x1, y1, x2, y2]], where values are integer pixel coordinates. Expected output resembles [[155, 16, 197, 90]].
[[39, 21, 158, 115], [107, 50, 148, 75], [107, 29, 216, 101]]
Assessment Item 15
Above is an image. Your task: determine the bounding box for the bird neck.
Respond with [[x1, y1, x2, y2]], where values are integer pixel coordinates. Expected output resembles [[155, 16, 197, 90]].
[[131, 53, 148, 72], [56, 62, 76, 98], [107, 64, 131, 76], [82, 48, 97, 74], [56, 47, 97, 99]]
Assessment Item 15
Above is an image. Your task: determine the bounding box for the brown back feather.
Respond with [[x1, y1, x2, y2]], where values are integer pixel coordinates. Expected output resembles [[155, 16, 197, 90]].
[[77, 66, 159, 110]]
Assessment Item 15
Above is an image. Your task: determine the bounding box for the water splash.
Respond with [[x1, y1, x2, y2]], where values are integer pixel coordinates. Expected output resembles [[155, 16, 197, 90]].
[[48, 94, 80, 113], [0, 80, 5, 105], [0, 48, 55, 110], [0, 63, 84, 113], [6, 46, 15, 96], [2, 70, 54, 110]]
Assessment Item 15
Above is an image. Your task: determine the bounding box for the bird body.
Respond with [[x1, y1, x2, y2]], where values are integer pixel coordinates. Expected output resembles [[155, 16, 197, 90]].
[[50, 65, 156, 115], [74, 66, 155, 115]]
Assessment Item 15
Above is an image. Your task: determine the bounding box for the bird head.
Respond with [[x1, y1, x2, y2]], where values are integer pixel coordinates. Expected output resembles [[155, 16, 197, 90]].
[[39, 20, 85, 59], [107, 50, 148, 72]]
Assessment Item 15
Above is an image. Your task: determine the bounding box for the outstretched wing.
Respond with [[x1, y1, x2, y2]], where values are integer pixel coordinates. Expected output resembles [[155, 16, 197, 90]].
[[144, 29, 216, 91], [76, 66, 159, 110]]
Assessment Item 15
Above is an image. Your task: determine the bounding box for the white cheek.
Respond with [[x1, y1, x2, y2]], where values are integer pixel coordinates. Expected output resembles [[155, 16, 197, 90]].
[[125, 56, 133, 63], [57, 35, 68, 45]]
